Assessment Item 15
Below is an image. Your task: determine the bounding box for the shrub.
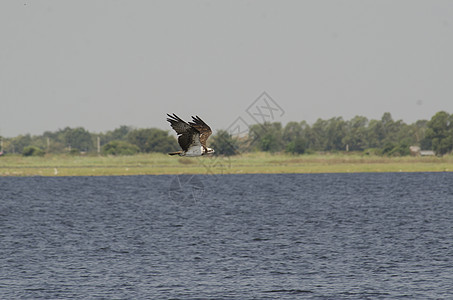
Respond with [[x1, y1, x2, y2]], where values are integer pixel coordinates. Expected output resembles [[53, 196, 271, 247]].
[[102, 140, 140, 155], [209, 130, 238, 156], [127, 128, 178, 153], [381, 142, 410, 157], [69, 148, 81, 155], [22, 146, 45, 157], [363, 148, 381, 156], [285, 137, 307, 154]]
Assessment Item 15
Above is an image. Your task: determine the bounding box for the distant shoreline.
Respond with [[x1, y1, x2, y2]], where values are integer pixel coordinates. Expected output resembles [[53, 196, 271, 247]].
[[1, 152, 452, 177]]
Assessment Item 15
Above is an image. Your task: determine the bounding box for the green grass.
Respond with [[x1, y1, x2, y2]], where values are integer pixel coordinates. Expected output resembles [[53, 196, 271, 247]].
[[1, 152, 452, 176]]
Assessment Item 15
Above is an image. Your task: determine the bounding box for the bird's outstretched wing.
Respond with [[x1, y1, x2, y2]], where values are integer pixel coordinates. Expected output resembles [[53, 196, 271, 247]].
[[167, 113, 200, 151], [189, 116, 212, 149]]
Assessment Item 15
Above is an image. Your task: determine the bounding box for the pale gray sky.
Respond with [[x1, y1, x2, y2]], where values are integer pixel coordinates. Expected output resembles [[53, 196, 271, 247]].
[[1, 1, 453, 137]]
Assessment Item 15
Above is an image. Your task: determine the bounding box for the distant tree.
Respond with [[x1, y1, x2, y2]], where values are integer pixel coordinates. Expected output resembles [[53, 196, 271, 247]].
[[380, 141, 410, 157], [309, 118, 328, 150], [63, 127, 94, 152], [40, 130, 63, 153], [22, 146, 45, 157], [282, 121, 303, 144], [209, 130, 238, 156], [286, 136, 307, 154], [102, 140, 140, 155], [102, 125, 133, 144], [9, 134, 32, 154], [411, 120, 432, 150], [425, 111, 453, 155], [381, 112, 393, 127], [381, 112, 397, 144], [306, 117, 348, 151], [283, 121, 308, 154], [363, 113, 416, 155], [249, 122, 283, 152], [378, 113, 414, 146], [325, 117, 347, 150], [367, 119, 385, 148], [127, 128, 178, 153], [343, 116, 368, 151]]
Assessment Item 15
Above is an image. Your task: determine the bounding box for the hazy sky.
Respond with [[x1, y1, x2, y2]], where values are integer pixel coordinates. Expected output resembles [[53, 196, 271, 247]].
[[1, 1, 453, 137]]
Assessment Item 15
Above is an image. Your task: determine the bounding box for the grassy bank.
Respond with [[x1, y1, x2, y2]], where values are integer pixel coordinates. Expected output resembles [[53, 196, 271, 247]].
[[1, 152, 453, 176]]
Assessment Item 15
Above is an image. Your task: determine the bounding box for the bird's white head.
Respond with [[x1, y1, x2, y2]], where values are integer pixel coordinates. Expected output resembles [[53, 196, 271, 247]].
[[206, 147, 215, 154]]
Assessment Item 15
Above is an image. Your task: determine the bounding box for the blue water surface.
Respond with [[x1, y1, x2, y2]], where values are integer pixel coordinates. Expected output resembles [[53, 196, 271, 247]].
[[1, 173, 453, 299]]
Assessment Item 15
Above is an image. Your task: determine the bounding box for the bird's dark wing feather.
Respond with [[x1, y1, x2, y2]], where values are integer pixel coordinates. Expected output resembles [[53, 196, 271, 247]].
[[167, 113, 199, 151], [189, 116, 212, 148]]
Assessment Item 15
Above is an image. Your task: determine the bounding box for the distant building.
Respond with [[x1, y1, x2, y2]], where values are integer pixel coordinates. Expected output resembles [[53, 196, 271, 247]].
[[420, 150, 435, 156], [409, 146, 420, 156], [409, 146, 435, 156]]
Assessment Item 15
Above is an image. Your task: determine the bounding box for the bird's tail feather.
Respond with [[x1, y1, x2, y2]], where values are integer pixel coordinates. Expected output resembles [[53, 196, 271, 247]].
[[168, 151, 182, 156]]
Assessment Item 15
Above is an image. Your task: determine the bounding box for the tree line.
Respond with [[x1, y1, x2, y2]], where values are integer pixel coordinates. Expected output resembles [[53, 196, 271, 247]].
[[0, 126, 179, 156], [208, 111, 453, 156], [1, 111, 452, 157]]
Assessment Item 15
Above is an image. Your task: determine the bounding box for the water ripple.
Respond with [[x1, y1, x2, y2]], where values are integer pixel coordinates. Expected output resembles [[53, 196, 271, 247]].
[[1, 173, 452, 299]]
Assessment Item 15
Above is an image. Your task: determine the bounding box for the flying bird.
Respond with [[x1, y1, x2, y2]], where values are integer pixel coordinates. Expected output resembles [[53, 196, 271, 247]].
[[167, 113, 215, 156]]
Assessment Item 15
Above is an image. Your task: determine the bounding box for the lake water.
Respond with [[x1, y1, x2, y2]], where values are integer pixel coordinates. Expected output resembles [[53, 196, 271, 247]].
[[1, 173, 453, 299]]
